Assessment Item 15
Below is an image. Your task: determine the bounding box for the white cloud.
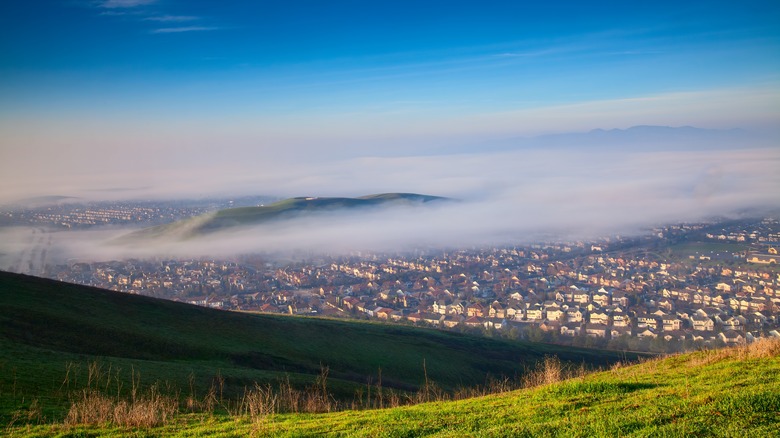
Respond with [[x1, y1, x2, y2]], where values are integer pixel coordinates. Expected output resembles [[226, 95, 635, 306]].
[[99, 0, 156, 8], [144, 15, 198, 22], [150, 26, 219, 34]]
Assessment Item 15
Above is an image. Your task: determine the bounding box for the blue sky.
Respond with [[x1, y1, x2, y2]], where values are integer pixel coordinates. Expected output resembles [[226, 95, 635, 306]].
[[3, 1, 778, 118], [1, 0, 779, 203]]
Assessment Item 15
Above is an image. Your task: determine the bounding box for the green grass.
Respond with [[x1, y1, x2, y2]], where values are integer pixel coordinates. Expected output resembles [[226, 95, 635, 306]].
[[0, 271, 632, 425], [8, 340, 779, 437], [666, 241, 750, 260]]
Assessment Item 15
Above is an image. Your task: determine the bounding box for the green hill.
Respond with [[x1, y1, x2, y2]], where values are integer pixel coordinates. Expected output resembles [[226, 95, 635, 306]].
[[125, 193, 450, 240], [8, 330, 780, 436], [0, 271, 631, 426], [212, 340, 777, 437]]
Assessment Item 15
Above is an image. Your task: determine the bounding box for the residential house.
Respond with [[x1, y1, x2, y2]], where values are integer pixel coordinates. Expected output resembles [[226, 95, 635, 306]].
[[612, 290, 630, 307], [691, 316, 715, 331], [258, 303, 279, 313], [565, 307, 584, 323], [463, 316, 484, 327], [637, 328, 657, 338], [585, 324, 608, 338], [485, 318, 507, 330], [375, 307, 395, 320], [611, 308, 630, 327], [489, 301, 507, 319], [750, 312, 768, 326], [723, 316, 746, 331], [636, 314, 660, 330], [657, 298, 674, 311], [407, 313, 424, 324], [663, 330, 688, 342], [589, 310, 610, 325], [452, 301, 468, 315], [432, 300, 449, 315], [537, 320, 559, 332], [423, 313, 444, 326], [545, 305, 565, 322], [676, 289, 692, 302], [573, 291, 591, 304], [592, 289, 611, 306], [719, 330, 745, 345], [610, 327, 632, 339], [442, 314, 462, 328], [505, 304, 523, 320], [466, 302, 486, 317], [525, 305, 544, 321], [662, 316, 683, 332], [187, 296, 208, 306], [560, 323, 581, 337]]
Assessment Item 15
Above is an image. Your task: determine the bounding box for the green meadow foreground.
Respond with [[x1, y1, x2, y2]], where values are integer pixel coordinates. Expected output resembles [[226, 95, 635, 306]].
[[2, 271, 778, 436], [7, 340, 779, 437]]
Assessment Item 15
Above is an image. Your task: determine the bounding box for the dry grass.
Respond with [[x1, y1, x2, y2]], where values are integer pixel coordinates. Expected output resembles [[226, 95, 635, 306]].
[[686, 338, 780, 367], [52, 350, 652, 428], [232, 366, 338, 420], [235, 384, 277, 421], [63, 362, 179, 428], [521, 355, 588, 388], [741, 337, 780, 359], [232, 357, 584, 421], [5, 399, 43, 430], [65, 387, 178, 428]]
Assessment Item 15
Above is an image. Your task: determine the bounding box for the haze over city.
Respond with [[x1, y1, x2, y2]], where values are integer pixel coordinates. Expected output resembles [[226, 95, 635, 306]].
[[1, 1, 779, 257]]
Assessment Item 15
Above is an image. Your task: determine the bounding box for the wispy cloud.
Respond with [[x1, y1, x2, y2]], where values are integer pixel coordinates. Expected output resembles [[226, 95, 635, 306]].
[[150, 26, 219, 34], [95, 1, 216, 33], [98, 11, 132, 16], [144, 15, 199, 23], [494, 48, 563, 58], [99, 0, 156, 8]]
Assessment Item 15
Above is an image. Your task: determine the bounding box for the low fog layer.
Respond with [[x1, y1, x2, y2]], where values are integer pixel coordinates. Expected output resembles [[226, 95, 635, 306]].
[[1, 141, 779, 268]]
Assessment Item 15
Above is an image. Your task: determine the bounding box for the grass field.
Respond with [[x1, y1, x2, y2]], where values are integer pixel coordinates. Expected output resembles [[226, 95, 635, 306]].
[[7, 338, 779, 436], [0, 271, 634, 426], [667, 241, 750, 257]]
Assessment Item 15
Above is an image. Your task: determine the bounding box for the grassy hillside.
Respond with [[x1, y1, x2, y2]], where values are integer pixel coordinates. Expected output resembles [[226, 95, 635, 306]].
[[210, 339, 777, 437], [8, 338, 779, 436], [0, 271, 631, 425], [126, 193, 449, 239]]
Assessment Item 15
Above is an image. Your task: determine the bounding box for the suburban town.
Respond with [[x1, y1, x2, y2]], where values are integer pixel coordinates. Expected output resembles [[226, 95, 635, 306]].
[[0, 196, 276, 229], [7, 198, 776, 354]]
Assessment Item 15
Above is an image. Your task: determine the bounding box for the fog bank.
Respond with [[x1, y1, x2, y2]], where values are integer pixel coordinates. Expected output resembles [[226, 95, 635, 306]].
[[1, 142, 778, 266]]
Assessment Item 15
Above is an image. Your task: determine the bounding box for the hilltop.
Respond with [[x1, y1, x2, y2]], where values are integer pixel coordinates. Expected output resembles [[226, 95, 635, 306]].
[[123, 192, 449, 240], [0, 271, 631, 425]]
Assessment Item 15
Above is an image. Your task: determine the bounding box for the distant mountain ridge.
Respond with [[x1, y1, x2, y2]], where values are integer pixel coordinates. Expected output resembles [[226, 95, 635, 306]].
[[125, 192, 449, 240], [478, 125, 756, 153], [4, 195, 80, 208], [581, 125, 747, 144]]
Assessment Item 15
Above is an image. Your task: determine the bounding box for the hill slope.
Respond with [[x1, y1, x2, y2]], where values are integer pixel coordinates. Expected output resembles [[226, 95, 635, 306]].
[[8, 338, 779, 436], [0, 271, 631, 423], [210, 339, 779, 437], [125, 193, 449, 240]]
